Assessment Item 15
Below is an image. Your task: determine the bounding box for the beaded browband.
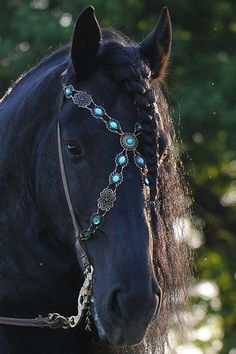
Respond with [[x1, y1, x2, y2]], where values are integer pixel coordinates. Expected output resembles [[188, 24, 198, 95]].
[[63, 84, 151, 241]]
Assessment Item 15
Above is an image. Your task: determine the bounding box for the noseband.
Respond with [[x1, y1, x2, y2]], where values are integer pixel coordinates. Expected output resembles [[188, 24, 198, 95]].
[[0, 74, 160, 331]]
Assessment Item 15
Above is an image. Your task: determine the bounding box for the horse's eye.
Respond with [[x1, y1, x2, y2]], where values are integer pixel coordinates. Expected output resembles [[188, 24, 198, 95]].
[[66, 143, 83, 157]]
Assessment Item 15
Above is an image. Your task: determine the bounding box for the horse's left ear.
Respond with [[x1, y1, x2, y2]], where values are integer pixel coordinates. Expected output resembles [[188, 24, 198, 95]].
[[71, 6, 102, 80], [140, 7, 172, 80]]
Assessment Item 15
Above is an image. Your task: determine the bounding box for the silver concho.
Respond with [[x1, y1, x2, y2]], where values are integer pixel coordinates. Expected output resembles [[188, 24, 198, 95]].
[[98, 189, 116, 212], [120, 133, 138, 151], [72, 91, 92, 108]]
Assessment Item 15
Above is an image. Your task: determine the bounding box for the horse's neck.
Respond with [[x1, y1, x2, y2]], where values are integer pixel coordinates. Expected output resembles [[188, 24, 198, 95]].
[[0, 56, 65, 234]]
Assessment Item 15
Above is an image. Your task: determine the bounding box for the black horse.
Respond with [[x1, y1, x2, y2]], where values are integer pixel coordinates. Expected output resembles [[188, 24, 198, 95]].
[[0, 6, 191, 354]]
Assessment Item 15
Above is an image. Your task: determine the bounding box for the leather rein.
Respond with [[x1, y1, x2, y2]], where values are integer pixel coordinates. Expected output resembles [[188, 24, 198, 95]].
[[0, 73, 94, 330]]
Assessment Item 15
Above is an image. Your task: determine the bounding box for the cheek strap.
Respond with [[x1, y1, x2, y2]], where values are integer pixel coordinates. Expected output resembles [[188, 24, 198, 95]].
[[57, 121, 91, 271]]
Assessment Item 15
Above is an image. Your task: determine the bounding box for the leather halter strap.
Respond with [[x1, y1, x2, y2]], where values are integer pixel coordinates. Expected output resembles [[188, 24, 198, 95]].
[[57, 121, 90, 270], [0, 315, 68, 329], [57, 70, 90, 269]]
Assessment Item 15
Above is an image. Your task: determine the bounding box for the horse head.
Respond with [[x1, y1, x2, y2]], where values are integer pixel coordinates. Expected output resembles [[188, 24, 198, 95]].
[[52, 6, 171, 345]]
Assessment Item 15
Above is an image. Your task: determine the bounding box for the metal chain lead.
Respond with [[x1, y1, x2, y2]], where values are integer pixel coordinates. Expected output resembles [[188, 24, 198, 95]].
[[48, 265, 94, 329]]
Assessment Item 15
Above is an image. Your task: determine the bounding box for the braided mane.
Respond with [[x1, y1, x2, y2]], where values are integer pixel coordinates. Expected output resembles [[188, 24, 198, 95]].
[[92, 29, 192, 352], [99, 30, 168, 225]]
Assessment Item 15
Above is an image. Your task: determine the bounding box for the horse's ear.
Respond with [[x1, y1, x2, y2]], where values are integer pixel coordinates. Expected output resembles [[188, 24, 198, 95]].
[[71, 6, 102, 80], [140, 7, 172, 80]]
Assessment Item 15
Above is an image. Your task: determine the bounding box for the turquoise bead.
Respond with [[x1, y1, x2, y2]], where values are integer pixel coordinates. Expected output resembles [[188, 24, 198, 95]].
[[81, 231, 92, 240], [92, 215, 101, 225], [136, 123, 142, 131], [136, 156, 145, 166], [109, 121, 118, 129], [120, 133, 137, 151], [127, 138, 133, 145], [112, 173, 120, 183], [118, 155, 126, 165], [144, 177, 149, 186], [65, 87, 72, 96], [95, 107, 103, 116]]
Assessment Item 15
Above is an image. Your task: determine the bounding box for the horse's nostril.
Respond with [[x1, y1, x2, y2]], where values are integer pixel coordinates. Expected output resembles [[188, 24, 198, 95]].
[[106, 284, 159, 325]]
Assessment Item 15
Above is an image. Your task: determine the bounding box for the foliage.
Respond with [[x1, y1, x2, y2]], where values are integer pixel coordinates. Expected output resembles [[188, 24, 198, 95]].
[[0, 0, 235, 352]]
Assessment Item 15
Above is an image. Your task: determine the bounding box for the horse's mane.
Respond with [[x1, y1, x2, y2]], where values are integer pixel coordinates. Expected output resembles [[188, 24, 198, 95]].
[[0, 45, 69, 106], [95, 29, 192, 353], [0, 28, 191, 353]]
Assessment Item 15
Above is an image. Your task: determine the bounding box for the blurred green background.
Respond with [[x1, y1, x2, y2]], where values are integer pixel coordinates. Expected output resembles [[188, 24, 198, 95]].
[[0, 0, 235, 353]]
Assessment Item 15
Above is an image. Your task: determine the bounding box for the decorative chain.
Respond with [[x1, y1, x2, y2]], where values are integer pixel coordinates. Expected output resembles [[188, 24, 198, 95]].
[[63, 85, 151, 241], [48, 265, 94, 329]]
